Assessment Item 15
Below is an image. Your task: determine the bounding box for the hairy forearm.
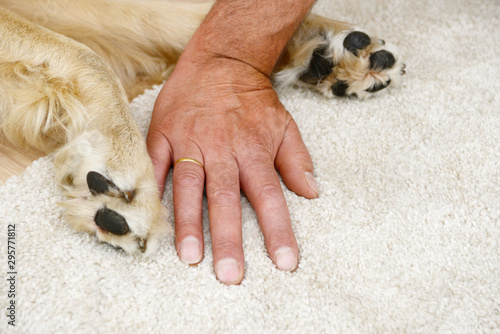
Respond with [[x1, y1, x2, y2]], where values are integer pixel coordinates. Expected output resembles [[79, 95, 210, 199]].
[[183, 0, 317, 75]]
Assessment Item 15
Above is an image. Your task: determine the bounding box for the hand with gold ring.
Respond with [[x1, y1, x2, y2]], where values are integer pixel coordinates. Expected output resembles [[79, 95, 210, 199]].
[[146, 0, 318, 285], [174, 158, 204, 170]]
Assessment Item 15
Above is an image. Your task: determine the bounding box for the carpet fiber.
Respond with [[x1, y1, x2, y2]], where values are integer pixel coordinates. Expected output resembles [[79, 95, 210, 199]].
[[1, 0, 499, 332]]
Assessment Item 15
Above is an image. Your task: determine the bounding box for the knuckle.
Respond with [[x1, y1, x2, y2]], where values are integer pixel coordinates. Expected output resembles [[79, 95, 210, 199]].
[[209, 188, 240, 207], [276, 150, 312, 172], [256, 183, 283, 202], [244, 136, 273, 154], [208, 140, 231, 156], [175, 216, 200, 231], [240, 150, 274, 173], [268, 225, 293, 240], [213, 236, 240, 253], [174, 169, 204, 188]]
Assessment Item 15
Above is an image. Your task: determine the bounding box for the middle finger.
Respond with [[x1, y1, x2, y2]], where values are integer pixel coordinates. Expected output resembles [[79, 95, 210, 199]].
[[205, 157, 244, 285]]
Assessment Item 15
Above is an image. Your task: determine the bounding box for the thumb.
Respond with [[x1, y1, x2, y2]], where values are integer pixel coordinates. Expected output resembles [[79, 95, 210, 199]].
[[275, 119, 318, 199], [146, 127, 173, 198]]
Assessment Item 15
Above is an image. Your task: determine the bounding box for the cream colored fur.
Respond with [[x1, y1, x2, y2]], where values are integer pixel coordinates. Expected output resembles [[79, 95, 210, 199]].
[[274, 13, 404, 99], [0, 2, 177, 255], [0, 0, 402, 255]]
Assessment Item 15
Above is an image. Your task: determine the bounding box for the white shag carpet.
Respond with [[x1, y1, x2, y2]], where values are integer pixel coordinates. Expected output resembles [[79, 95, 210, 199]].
[[1, 0, 499, 332]]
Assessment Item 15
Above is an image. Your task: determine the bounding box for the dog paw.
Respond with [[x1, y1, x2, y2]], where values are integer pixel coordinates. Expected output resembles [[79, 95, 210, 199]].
[[53, 131, 170, 255], [274, 14, 406, 99]]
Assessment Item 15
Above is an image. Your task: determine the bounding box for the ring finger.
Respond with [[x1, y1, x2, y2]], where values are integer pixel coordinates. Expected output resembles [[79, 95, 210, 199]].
[[172, 152, 206, 265]]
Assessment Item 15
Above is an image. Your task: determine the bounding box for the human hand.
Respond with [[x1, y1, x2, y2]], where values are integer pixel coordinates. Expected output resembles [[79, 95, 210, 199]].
[[147, 53, 318, 284]]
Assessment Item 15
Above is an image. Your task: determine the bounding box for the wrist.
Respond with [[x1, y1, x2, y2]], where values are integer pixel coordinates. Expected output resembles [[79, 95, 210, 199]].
[[182, 0, 316, 75], [173, 46, 273, 92]]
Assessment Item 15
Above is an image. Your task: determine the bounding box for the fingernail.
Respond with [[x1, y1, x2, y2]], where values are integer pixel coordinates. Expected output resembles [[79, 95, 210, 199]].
[[275, 247, 298, 272], [305, 172, 319, 197], [215, 258, 242, 284], [179, 236, 202, 264]]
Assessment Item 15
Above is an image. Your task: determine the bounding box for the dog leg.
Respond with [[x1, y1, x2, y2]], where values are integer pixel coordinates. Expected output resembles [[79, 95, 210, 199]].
[[0, 0, 212, 100], [274, 14, 406, 99], [0, 7, 169, 254]]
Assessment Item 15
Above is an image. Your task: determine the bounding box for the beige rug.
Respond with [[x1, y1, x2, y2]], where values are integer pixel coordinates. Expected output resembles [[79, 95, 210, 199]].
[[1, 0, 499, 332]]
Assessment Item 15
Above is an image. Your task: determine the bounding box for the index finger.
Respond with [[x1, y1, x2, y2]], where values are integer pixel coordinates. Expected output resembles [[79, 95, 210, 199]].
[[146, 129, 173, 197]]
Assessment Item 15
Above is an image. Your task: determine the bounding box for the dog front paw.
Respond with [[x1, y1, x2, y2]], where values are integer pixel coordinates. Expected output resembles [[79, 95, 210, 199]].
[[275, 14, 406, 99], [54, 131, 170, 255]]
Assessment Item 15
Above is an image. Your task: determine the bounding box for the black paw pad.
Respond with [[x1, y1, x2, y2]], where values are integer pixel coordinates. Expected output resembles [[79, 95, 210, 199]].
[[94, 207, 130, 235], [299, 44, 334, 84], [366, 79, 391, 93], [369, 50, 396, 70], [332, 80, 349, 97], [87, 171, 116, 195], [343, 31, 371, 56]]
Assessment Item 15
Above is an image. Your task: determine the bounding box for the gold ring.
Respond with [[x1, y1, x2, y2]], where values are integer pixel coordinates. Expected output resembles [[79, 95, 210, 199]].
[[174, 158, 204, 170]]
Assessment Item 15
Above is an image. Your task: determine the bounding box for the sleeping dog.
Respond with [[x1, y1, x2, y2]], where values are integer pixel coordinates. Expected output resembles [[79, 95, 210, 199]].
[[0, 0, 404, 255]]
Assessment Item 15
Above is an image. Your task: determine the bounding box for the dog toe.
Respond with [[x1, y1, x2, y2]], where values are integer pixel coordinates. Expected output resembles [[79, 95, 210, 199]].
[[94, 207, 130, 235], [299, 44, 334, 84], [87, 171, 116, 195], [369, 50, 396, 70], [331, 80, 349, 97], [343, 31, 371, 56]]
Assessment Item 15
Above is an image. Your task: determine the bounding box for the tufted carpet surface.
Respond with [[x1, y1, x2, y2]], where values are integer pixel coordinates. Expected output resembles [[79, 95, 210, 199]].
[[1, 0, 499, 332]]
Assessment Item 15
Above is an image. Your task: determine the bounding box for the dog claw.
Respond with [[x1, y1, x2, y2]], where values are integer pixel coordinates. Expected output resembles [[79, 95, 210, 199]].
[[124, 190, 135, 203], [400, 63, 407, 75], [137, 238, 147, 253]]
